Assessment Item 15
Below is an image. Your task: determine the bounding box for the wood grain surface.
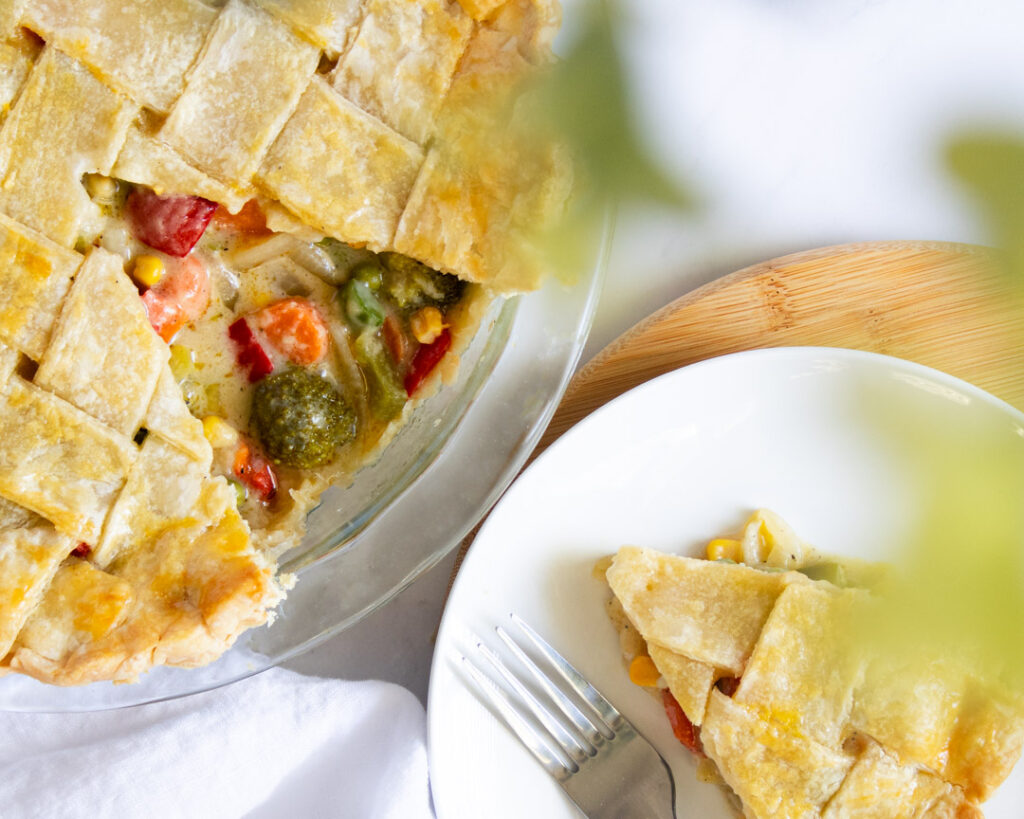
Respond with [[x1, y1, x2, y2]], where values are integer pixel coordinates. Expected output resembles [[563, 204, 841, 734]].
[[450, 240, 1024, 581], [540, 240, 1024, 449]]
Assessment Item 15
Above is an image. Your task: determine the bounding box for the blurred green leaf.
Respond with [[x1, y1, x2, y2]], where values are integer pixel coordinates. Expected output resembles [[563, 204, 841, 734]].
[[842, 132, 1024, 696], [948, 133, 1024, 282], [536, 0, 693, 210], [852, 382, 1024, 690], [513, 0, 694, 280]]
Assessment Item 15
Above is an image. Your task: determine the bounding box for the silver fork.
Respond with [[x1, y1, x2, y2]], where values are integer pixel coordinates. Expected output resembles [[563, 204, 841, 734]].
[[461, 613, 676, 818]]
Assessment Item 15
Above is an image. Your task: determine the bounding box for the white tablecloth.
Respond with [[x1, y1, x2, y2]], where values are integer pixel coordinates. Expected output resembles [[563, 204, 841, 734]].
[[0, 668, 430, 819]]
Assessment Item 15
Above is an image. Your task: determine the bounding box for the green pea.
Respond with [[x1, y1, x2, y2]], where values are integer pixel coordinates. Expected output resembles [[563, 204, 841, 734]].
[[351, 261, 384, 291]]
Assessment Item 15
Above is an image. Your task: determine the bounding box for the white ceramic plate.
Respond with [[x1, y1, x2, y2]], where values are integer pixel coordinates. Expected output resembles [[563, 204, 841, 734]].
[[428, 347, 1024, 818]]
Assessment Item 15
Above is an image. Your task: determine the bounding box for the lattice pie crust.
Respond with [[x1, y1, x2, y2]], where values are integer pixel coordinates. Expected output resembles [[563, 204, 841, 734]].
[[607, 546, 1023, 817], [0, 0, 560, 685]]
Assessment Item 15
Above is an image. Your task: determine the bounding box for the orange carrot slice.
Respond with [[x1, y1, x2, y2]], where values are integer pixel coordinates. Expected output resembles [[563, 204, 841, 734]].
[[211, 199, 270, 235], [253, 297, 330, 366]]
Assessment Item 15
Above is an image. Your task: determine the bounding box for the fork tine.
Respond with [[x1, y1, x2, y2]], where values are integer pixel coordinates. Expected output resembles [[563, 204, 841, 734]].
[[476, 642, 594, 764], [460, 656, 577, 781], [496, 626, 611, 745], [510, 612, 625, 734]]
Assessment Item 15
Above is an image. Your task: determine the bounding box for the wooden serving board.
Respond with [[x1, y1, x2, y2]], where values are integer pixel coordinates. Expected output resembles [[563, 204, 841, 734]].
[[540, 239, 1024, 450], [450, 240, 1024, 578]]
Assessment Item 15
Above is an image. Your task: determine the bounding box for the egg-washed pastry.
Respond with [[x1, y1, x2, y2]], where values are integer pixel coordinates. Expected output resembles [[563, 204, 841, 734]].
[[0, 0, 568, 685], [601, 510, 1022, 818]]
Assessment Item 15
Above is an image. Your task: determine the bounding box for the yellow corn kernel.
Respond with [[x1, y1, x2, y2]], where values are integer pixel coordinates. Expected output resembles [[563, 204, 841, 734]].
[[132, 255, 165, 288], [409, 306, 445, 344], [628, 655, 661, 687], [84, 173, 117, 202], [706, 538, 742, 562], [251, 289, 273, 309], [201, 415, 239, 449]]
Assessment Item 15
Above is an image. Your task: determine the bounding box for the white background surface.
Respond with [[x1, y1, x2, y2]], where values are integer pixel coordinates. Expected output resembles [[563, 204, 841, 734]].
[[284, 0, 1024, 707]]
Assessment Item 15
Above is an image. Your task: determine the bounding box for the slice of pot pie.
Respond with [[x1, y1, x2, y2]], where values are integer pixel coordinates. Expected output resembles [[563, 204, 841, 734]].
[[602, 511, 1022, 817], [0, 0, 569, 685]]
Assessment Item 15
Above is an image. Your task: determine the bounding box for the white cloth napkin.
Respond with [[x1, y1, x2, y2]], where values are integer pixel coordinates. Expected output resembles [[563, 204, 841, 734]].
[[0, 668, 432, 819]]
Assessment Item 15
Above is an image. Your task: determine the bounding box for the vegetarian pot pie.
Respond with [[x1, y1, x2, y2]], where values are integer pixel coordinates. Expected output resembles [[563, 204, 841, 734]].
[[0, 0, 568, 685], [602, 511, 1024, 818]]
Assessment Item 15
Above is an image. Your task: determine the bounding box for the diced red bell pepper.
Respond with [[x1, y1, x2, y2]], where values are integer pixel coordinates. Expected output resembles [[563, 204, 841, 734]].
[[228, 318, 274, 382], [404, 328, 451, 396], [126, 189, 217, 257], [233, 440, 277, 502], [71, 542, 92, 558], [662, 689, 704, 756]]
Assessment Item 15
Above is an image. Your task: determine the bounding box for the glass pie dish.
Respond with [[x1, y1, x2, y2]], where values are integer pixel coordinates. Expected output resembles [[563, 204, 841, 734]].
[[0, 217, 609, 712]]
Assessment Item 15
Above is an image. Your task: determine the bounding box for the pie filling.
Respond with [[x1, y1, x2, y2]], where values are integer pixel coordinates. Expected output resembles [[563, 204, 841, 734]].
[[80, 178, 483, 549], [0, 0, 565, 685], [602, 510, 1022, 818]]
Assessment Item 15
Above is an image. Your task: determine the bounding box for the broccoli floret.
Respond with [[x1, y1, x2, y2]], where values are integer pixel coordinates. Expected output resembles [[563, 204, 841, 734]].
[[251, 369, 356, 468], [378, 252, 465, 311]]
